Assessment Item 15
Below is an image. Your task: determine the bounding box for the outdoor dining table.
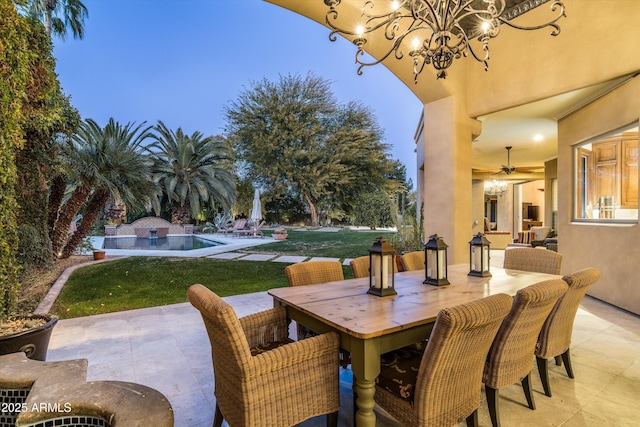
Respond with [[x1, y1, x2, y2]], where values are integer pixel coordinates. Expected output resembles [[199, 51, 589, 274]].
[[268, 263, 561, 427]]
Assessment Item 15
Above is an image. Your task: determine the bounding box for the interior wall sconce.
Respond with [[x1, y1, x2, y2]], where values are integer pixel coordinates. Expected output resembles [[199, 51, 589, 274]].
[[424, 234, 449, 286], [368, 236, 397, 297]]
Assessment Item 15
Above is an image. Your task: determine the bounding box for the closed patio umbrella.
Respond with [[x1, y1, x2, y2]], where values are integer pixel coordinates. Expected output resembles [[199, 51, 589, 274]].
[[251, 189, 262, 222], [250, 190, 262, 236]]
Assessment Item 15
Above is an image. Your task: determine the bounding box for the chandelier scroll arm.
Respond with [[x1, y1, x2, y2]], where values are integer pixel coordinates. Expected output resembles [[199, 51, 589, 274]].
[[354, 35, 406, 75], [499, 1, 566, 36]]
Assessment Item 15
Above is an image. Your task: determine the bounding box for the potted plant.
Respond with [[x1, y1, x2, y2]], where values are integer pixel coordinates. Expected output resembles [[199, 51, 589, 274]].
[[0, 264, 58, 362], [273, 227, 288, 240], [0, 314, 58, 361], [79, 235, 105, 260]]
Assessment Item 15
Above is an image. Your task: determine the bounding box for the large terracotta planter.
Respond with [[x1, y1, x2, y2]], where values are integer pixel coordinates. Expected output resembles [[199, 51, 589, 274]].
[[273, 233, 288, 240], [93, 250, 106, 260], [0, 314, 58, 361]]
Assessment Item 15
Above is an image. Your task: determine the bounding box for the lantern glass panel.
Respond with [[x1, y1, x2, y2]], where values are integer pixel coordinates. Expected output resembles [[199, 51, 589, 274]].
[[370, 252, 382, 289], [472, 245, 482, 271], [368, 237, 396, 296], [482, 246, 490, 271], [437, 249, 446, 279]]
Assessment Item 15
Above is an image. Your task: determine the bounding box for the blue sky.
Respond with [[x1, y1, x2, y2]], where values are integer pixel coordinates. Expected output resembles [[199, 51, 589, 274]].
[[52, 0, 423, 179]]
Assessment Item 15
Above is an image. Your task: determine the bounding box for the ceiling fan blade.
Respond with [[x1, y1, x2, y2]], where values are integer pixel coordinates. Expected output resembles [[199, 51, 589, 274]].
[[514, 166, 544, 172], [473, 168, 501, 174]]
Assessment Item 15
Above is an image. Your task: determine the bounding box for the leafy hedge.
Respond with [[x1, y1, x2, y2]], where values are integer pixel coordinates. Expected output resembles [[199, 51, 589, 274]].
[[0, 0, 29, 318]]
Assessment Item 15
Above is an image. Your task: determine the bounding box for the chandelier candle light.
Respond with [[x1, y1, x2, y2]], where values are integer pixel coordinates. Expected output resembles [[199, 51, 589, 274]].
[[484, 179, 508, 195], [325, 0, 566, 80], [368, 237, 397, 297]]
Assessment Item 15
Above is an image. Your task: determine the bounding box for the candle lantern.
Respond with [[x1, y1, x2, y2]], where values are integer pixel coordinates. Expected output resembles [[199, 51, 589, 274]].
[[368, 237, 397, 297], [469, 232, 492, 277], [424, 234, 449, 286]]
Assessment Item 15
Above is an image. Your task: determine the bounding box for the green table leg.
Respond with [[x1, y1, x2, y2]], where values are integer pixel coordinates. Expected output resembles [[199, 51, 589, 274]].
[[350, 338, 381, 427]]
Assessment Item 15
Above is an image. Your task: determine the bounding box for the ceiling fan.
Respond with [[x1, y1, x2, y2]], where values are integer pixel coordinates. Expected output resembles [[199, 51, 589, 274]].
[[500, 146, 516, 174], [475, 146, 542, 175]]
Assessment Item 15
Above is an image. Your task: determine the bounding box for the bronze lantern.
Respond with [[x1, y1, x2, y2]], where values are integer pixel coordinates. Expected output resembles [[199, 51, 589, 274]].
[[469, 232, 492, 277], [368, 237, 396, 297], [424, 234, 449, 286]]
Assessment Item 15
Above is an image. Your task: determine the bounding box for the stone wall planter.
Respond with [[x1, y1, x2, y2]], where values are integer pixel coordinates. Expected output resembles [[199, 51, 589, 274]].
[[0, 314, 58, 361]]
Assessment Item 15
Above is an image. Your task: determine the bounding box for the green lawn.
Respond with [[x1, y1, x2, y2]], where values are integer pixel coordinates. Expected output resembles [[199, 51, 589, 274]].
[[51, 229, 396, 319], [248, 229, 397, 259]]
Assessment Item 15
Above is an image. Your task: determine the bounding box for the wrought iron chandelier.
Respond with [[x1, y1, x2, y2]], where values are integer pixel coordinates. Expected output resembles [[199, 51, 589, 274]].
[[484, 179, 508, 196], [325, 0, 566, 80]]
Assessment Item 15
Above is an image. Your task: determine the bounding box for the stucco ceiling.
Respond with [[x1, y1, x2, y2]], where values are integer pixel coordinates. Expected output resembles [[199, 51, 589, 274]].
[[471, 76, 632, 175], [266, 0, 639, 178]]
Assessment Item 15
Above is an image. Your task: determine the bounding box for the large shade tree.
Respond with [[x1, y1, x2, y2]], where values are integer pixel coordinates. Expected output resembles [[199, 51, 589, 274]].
[[225, 73, 393, 226], [49, 118, 159, 258], [148, 121, 236, 224], [17, 0, 88, 40]]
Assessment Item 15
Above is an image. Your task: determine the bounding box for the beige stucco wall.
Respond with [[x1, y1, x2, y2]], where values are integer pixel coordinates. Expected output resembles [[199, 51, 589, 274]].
[[465, 0, 640, 117], [544, 158, 558, 228], [420, 97, 481, 264], [558, 76, 640, 314]]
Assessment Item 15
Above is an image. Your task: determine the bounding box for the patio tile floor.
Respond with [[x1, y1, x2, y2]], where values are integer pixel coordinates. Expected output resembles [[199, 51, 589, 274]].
[[236, 253, 277, 261], [44, 250, 640, 426]]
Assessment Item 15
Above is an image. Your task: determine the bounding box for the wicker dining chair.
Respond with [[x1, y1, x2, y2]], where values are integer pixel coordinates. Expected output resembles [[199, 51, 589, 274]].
[[535, 267, 601, 397], [285, 260, 344, 340], [482, 279, 569, 427], [374, 293, 512, 427], [285, 260, 344, 287], [400, 250, 425, 271], [187, 284, 340, 427], [503, 247, 563, 275], [349, 256, 370, 278]]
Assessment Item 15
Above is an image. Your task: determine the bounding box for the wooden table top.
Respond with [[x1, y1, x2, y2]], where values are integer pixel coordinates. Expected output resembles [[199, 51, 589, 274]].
[[269, 264, 561, 339]]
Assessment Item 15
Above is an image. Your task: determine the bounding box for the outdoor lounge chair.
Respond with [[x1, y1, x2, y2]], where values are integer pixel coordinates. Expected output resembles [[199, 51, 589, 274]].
[[235, 220, 266, 238], [217, 219, 247, 235]]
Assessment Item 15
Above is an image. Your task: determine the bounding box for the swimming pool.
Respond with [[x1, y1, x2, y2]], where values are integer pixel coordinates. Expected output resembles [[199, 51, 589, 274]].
[[103, 236, 224, 251]]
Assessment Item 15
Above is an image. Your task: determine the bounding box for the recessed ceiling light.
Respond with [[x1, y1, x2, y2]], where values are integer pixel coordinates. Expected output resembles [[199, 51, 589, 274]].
[[533, 134, 544, 142]]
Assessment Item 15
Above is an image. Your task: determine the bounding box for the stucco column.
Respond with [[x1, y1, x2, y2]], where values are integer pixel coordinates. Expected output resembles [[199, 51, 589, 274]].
[[420, 96, 481, 264]]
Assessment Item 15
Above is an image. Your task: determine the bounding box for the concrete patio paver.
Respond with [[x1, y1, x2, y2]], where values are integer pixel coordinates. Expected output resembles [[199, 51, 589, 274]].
[[272, 255, 308, 263], [239, 253, 277, 261], [308, 257, 341, 262], [207, 252, 245, 259]]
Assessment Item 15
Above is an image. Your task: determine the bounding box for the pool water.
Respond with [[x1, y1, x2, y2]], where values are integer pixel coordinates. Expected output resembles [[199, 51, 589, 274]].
[[103, 236, 223, 251]]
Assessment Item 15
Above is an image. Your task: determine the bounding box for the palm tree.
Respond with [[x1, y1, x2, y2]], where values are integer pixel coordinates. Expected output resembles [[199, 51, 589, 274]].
[[50, 118, 159, 258], [18, 0, 88, 40], [148, 121, 236, 224]]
